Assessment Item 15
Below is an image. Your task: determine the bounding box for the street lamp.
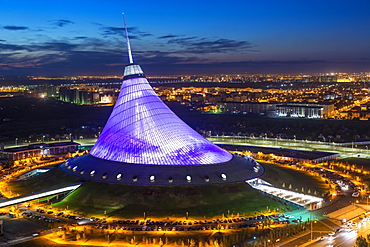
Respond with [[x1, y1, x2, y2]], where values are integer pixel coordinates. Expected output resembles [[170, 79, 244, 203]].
[[310, 218, 313, 241], [310, 212, 316, 241]]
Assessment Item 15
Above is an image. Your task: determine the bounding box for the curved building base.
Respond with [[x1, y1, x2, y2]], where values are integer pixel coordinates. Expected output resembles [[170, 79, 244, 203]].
[[60, 154, 264, 186], [51, 180, 279, 218], [5, 161, 283, 218]]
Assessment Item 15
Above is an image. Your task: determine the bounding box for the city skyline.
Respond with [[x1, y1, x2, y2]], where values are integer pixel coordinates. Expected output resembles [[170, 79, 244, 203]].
[[1, 0, 370, 76]]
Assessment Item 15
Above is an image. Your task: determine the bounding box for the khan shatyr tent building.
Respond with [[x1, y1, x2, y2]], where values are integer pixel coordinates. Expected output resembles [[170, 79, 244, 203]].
[[60, 62, 264, 186], [60, 19, 265, 188], [13, 20, 266, 216]]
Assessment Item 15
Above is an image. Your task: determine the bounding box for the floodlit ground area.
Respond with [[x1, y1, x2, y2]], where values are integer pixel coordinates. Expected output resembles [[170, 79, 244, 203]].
[[6, 166, 293, 218], [0, 215, 46, 245], [326, 204, 370, 222], [260, 162, 328, 196], [247, 179, 323, 208], [339, 157, 370, 171]]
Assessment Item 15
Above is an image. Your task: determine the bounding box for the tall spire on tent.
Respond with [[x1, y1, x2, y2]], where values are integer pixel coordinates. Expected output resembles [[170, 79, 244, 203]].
[[61, 15, 263, 186], [122, 13, 134, 64], [89, 16, 232, 165]]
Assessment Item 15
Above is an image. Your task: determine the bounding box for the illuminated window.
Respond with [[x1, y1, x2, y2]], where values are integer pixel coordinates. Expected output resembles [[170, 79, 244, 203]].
[[186, 175, 192, 183], [102, 173, 107, 179], [90, 170, 96, 177], [133, 175, 138, 182], [204, 175, 210, 182], [221, 173, 227, 181], [116, 174, 122, 180], [150, 175, 155, 182], [72, 166, 78, 172], [168, 176, 173, 183], [80, 169, 86, 175]]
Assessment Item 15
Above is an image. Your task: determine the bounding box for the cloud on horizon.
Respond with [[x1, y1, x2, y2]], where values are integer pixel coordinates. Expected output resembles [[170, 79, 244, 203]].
[[167, 37, 255, 54], [158, 34, 181, 39], [0, 43, 29, 51], [0, 38, 334, 76], [49, 19, 75, 27], [3, 25, 29, 31], [2, 28, 357, 76], [100, 26, 152, 39]]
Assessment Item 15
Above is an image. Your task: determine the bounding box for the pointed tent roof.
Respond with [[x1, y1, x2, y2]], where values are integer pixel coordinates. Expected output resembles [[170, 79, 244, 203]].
[[89, 64, 232, 165], [60, 17, 264, 186]]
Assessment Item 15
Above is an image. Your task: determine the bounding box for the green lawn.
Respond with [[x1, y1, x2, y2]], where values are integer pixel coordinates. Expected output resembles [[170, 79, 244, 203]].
[[8, 167, 294, 218], [53, 180, 291, 218], [261, 162, 328, 196], [338, 157, 370, 171], [8, 160, 329, 218], [8, 167, 82, 196]]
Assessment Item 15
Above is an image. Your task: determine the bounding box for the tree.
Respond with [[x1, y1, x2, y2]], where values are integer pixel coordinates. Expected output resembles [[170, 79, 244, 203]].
[[213, 240, 220, 247], [356, 236, 369, 247], [189, 239, 196, 247]]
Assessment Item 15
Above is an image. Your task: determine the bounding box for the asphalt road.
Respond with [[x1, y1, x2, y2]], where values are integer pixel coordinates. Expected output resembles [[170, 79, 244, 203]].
[[0, 215, 46, 246], [209, 137, 370, 159], [277, 190, 367, 247]]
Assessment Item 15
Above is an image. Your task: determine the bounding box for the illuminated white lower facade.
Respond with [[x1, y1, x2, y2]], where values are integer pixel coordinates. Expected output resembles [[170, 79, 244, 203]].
[[276, 104, 323, 118], [0, 183, 81, 208]]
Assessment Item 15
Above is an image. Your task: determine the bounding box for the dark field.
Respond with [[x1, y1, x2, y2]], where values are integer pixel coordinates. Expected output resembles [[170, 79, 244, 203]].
[[0, 96, 111, 142], [260, 162, 327, 195], [220, 144, 337, 161], [2, 95, 370, 145], [338, 157, 370, 170]]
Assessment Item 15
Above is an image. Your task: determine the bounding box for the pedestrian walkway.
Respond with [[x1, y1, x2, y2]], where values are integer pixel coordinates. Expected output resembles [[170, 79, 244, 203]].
[[326, 204, 370, 221], [247, 178, 323, 208], [0, 182, 82, 208]]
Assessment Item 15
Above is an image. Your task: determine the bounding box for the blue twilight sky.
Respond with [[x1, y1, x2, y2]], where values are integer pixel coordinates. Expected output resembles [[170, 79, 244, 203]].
[[0, 0, 370, 76]]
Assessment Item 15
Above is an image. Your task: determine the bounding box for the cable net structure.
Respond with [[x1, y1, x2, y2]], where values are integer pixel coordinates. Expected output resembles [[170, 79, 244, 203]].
[[90, 64, 232, 165]]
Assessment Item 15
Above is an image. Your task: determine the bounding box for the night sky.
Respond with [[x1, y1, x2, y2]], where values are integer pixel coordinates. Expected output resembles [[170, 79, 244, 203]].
[[1, 0, 370, 76]]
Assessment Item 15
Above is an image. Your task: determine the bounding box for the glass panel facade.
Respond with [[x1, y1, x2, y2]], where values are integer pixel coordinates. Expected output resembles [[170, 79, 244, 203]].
[[90, 65, 232, 165]]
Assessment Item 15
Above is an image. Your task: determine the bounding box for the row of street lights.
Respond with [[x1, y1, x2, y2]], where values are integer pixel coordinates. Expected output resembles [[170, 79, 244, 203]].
[[13, 134, 76, 147]]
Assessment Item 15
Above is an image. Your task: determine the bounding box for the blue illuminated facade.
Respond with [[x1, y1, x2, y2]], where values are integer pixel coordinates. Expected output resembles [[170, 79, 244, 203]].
[[90, 64, 232, 165], [61, 64, 264, 186]]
